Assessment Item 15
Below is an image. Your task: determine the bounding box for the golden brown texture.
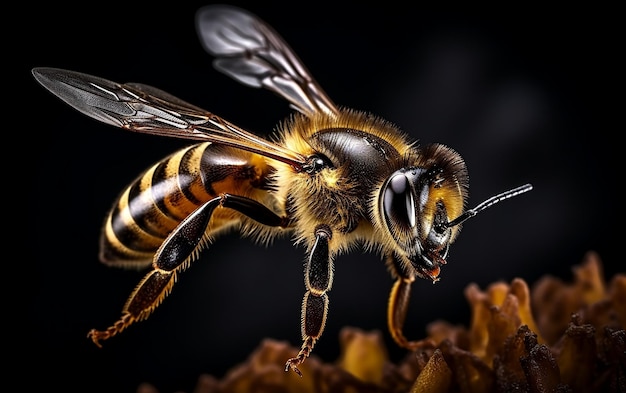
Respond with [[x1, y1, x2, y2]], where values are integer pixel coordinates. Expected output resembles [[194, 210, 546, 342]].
[[142, 252, 625, 393]]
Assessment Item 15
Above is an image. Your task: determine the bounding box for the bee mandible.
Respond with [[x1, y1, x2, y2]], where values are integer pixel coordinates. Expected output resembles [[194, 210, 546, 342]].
[[32, 5, 532, 376]]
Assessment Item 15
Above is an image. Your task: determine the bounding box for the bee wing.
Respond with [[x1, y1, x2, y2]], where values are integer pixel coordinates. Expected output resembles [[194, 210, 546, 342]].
[[195, 5, 339, 118], [32, 67, 307, 167]]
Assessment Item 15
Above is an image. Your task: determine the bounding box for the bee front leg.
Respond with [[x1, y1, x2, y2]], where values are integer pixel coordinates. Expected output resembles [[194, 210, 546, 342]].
[[285, 225, 333, 376], [386, 253, 430, 351], [88, 194, 287, 347]]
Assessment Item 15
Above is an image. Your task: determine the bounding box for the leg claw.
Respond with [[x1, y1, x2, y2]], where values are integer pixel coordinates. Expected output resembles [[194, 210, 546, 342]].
[[87, 329, 104, 348], [284, 358, 303, 377]]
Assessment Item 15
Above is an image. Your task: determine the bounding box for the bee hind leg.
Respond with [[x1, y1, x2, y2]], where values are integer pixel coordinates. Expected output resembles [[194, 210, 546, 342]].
[[87, 269, 176, 346], [88, 193, 288, 347]]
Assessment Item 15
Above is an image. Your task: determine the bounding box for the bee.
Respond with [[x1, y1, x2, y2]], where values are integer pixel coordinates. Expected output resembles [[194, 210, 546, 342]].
[[32, 5, 532, 376]]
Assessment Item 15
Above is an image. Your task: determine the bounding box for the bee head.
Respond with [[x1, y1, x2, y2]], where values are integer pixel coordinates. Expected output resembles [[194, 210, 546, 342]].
[[377, 144, 468, 282], [377, 143, 533, 282]]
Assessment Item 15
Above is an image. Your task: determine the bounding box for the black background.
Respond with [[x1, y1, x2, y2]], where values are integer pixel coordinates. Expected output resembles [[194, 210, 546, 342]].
[[23, 2, 619, 393]]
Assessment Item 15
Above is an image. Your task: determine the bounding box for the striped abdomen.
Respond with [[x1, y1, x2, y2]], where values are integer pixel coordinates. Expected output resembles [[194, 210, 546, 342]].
[[99, 142, 271, 268]]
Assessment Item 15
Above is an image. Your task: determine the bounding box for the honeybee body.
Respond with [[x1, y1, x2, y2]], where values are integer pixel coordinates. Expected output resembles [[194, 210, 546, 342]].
[[33, 4, 531, 376], [105, 109, 467, 270]]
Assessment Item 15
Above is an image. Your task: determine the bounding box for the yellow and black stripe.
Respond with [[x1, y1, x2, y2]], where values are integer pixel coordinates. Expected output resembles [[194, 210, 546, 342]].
[[99, 142, 271, 268]]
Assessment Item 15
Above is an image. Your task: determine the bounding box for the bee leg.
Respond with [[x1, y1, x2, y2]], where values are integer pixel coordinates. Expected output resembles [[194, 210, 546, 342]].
[[88, 194, 288, 347], [386, 253, 431, 351], [285, 225, 333, 376]]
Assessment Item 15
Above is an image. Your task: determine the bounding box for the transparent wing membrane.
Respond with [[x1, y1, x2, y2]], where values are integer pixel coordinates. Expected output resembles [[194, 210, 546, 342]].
[[32, 67, 307, 168], [195, 5, 339, 118]]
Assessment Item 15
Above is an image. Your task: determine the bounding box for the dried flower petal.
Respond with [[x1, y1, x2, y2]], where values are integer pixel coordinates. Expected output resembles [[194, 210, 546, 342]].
[[519, 333, 569, 393], [336, 327, 389, 384], [409, 349, 451, 393]]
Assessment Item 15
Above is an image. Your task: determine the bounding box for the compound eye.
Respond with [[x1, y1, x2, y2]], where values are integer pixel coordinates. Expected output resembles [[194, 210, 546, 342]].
[[383, 173, 416, 229]]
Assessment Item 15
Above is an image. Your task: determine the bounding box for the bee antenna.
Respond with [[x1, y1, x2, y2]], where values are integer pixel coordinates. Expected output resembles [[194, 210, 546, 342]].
[[445, 183, 533, 229]]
